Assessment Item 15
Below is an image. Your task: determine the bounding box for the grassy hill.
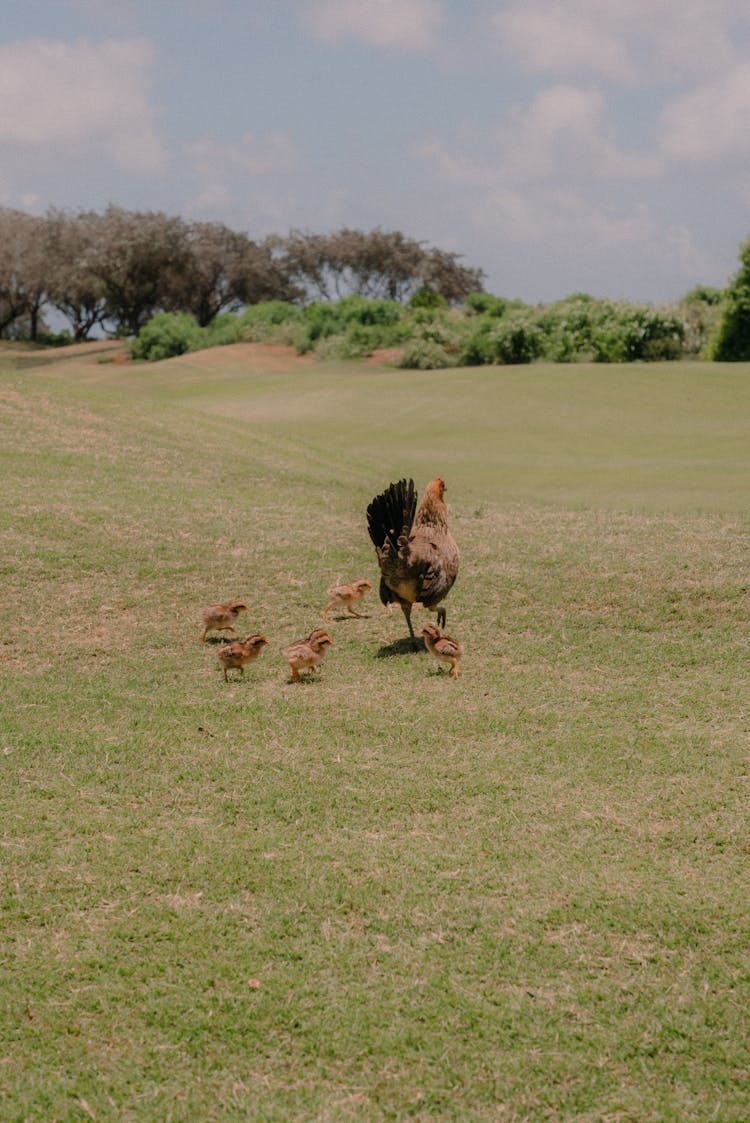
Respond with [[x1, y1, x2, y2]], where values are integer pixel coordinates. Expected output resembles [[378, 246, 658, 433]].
[[2, 343, 749, 1120]]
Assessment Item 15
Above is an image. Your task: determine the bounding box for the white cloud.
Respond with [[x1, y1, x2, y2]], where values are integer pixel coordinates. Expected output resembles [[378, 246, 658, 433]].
[[304, 0, 444, 51], [492, 4, 634, 83], [490, 0, 748, 84], [503, 86, 659, 181], [416, 99, 719, 298], [182, 131, 304, 229], [0, 38, 165, 174], [184, 132, 301, 179], [419, 85, 658, 189], [660, 64, 750, 165], [419, 135, 657, 247]]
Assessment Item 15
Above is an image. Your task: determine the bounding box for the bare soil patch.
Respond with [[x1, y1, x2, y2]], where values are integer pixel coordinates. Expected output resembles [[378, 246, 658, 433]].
[[164, 342, 315, 373], [367, 347, 403, 366]]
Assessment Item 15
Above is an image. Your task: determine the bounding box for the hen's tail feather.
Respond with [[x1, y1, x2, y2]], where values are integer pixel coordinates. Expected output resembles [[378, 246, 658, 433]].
[[366, 478, 416, 552]]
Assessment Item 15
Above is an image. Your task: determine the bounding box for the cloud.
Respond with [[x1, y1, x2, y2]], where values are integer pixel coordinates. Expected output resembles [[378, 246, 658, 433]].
[[419, 85, 658, 189], [419, 134, 658, 247], [416, 89, 719, 298], [0, 37, 165, 174], [184, 132, 302, 179], [660, 63, 750, 165], [304, 0, 444, 51], [490, 0, 748, 84], [503, 86, 659, 181], [492, 4, 634, 83], [182, 131, 304, 229]]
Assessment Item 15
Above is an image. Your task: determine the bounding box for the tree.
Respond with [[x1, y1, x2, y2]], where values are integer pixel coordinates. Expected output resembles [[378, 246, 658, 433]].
[[279, 227, 483, 304], [45, 209, 108, 341], [180, 223, 295, 326], [710, 236, 750, 360], [0, 208, 49, 340], [419, 247, 484, 303], [87, 206, 192, 336]]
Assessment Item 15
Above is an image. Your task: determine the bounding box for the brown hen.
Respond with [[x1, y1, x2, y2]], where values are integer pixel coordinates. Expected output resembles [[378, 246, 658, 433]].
[[367, 476, 459, 645]]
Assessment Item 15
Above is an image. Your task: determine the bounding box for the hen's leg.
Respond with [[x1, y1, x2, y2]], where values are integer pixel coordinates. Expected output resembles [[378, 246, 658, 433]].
[[401, 602, 418, 648], [436, 606, 446, 629]]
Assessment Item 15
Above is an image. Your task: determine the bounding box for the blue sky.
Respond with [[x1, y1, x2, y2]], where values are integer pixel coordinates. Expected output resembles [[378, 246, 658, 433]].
[[3, 0, 750, 302]]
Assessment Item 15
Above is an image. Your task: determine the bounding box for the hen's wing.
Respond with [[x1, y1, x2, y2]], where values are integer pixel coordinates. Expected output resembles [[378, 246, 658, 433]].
[[367, 479, 417, 605], [406, 524, 460, 609]]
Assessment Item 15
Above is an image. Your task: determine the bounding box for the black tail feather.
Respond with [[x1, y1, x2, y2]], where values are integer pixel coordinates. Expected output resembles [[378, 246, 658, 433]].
[[366, 478, 416, 552]]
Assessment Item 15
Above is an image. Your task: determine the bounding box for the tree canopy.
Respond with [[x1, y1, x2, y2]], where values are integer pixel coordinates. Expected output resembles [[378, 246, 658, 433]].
[[0, 206, 485, 341]]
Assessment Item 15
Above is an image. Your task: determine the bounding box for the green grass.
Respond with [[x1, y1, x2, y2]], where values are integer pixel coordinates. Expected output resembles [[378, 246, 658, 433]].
[[2, 343, 749, 1121]]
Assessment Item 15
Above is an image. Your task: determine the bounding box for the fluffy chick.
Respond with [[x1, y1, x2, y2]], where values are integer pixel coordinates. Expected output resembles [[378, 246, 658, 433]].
[[217, 634, 269, 682], [322, 579, 372, 620], [200, 600, 248, 643], [420, 623, 464, 679], [283, 628, 335, 682]]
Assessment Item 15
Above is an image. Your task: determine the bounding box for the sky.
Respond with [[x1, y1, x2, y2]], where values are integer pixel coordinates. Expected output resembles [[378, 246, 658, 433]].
[[3, 0, 750, 304]]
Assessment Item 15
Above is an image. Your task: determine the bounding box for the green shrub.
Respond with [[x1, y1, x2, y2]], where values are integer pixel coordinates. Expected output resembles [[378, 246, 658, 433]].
[[130, 312, 203, 361], [675, 291, 722, 358], [710, 236, 750, 360], [351, 298, 403, 326], [202, 313, 244, 348], [537, 295, 602, 362], [478, 312, 546, 365], [237, 301, 303, 344], [463, 292, 514, 318], [397, 338, 453, 369], [682, 284, 723, 306], [407, 286, 448, 311], [590, 304, 684, 363], [457, 320, 495, 365]]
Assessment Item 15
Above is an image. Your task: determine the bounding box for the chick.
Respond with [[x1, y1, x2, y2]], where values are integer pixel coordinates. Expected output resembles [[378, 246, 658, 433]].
[[217, 634, 269, 682], [322, 579, 372, 620], [283, 628, 335, 682], [200, 600, 248, 643], [420, 623, 464, 679]]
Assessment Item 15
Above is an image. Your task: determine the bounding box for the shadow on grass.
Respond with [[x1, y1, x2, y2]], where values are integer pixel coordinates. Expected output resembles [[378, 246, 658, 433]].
[[375, 637, 425, 658], [324, 613, 371, 622]]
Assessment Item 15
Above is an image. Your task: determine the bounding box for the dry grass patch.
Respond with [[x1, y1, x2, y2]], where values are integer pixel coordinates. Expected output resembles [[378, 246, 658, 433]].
[[1, 349, 749, 1120]]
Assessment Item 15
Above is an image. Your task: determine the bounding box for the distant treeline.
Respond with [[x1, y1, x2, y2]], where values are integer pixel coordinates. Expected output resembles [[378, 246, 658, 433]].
[[0, 205, 484, 342], [3, 204, 749, 363]]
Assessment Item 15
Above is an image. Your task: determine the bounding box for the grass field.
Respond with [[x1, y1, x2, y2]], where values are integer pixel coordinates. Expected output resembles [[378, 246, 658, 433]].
[[1, 341, 749, 1121]]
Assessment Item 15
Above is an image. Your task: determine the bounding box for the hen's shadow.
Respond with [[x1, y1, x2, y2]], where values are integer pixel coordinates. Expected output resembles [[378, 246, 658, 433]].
[[376, 637, 426, 658]]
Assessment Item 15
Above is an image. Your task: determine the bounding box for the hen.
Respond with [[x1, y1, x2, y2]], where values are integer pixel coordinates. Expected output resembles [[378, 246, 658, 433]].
[[367, 476, 459, 644]]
